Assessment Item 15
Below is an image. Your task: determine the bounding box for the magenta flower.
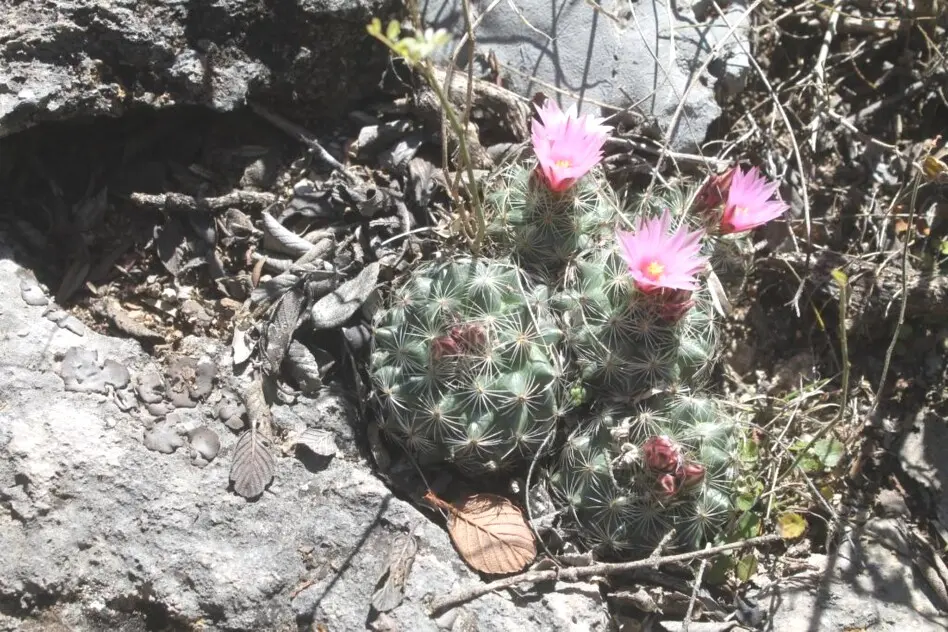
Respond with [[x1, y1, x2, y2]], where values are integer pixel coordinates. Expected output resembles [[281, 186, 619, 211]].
[[531, 99, 611, 192], [643, 436, 682, 473], [720, 166, 789, 234], [617, 210, 709, 294]]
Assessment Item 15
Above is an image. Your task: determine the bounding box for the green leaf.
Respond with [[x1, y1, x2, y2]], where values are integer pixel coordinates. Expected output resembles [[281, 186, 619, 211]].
[[736, 493, 758, 512], [799, 453, 823, 473], [366, 17, 382, 37], [777, 512, 807, 539], [385, 19, 401, 41], [811, 438, 845, 469], [939, 239, 948, 256], [830, 268, 848, 288], [705, 554, 734, 586], [736, 512, 761, 539], [735, 554, 758, 582]]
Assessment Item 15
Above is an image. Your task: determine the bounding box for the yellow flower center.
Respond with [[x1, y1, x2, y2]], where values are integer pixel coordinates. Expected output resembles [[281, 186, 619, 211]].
[[645, 260, 665, 280], [554, 159, 572, 168], [734, 205, 748, 215]]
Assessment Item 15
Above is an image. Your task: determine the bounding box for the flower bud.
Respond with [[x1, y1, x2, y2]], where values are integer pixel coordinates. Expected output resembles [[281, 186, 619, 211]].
[[655, 473, 678, 498], [643, 435, 681, 472], [693, 166, 736, 217], [677, 462, 706, 490]]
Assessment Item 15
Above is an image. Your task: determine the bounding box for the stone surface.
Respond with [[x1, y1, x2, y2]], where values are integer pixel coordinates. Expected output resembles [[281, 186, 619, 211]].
[[422, 0, 751, 151], [899, 408, 948, 527], [0, 0, 397, 139], [754, 518, 948, 632], [0, 229, 610, 630]]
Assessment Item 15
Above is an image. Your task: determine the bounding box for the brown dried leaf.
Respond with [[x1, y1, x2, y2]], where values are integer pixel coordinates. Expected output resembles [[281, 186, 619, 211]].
[[371, 532, 418, 612], [229, 429, 275, 499], [432, 492, 535, 575]]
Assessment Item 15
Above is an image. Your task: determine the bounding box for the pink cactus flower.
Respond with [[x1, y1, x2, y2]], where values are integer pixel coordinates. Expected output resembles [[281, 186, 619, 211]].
[[617, 210, 709, 294], [720, 166, 789, 234], [677, 462, 706, 491], [531, 99, 612, 192], [655, 473, 679, 498], [643, 435, 682, 473]]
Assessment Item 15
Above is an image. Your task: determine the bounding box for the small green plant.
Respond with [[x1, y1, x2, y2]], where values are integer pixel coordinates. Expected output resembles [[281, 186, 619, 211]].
[[370, 257, 566, 473], [366, 18, 486, 251]]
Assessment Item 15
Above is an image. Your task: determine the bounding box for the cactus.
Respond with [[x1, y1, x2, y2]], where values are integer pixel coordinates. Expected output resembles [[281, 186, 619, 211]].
[[549, 392, 738, 553], [369, 257, 567, 473], [554, 240, 719, 402], [486, 161, 622, 281]]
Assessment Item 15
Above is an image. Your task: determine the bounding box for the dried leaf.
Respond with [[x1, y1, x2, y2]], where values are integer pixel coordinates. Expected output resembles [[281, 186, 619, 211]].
[[777, 512, 807, 540], [371, 533, 418, 612], [705, 268, 733, 317], [284, 340, 333, 395], [261, 211, 315, 257], [310, 262, 380, 330], [230, 429, 275, 498], [251, 272, 302, 307], [260, 289, 304, 374], [282, 428, 337, 458], [426, 492, 535, 575], [232, 325, 255, 366]]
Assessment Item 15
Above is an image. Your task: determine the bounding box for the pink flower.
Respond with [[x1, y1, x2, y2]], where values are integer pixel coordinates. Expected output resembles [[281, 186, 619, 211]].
[[617, 210, 709, 293], [531, 99, 611, 192], [720, 166, 789, 234], [676, 462, 706, 491], [655, 473, 679, 498], [643, 436, 682, 473]]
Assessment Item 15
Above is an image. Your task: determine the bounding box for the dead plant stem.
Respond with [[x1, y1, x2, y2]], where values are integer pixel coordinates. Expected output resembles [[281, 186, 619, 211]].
[[428, 533, 782, 614], [872, 170, 922, 412]]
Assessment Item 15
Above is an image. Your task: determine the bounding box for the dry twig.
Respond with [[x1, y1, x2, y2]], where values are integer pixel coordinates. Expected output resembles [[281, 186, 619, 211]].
[[428, 533, 781, 614]]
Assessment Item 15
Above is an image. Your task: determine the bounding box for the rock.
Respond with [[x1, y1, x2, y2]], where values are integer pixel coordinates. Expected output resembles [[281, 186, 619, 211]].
[[423, 0, 751, 151], [0, 231, 609, 630], [754, 518, 948, 631], [899, 408, 948, 526], [0, 0, 398, 139]]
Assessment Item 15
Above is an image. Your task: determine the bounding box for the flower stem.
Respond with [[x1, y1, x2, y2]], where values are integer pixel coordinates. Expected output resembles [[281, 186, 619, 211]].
[[421, 65, 486, 253]]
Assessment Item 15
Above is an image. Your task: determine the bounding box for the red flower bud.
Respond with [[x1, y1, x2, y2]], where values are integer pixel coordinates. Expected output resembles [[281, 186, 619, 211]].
[[677, 462, 705, 490], [655, 473, 678, 498], [431, 335, 461, 361], [653, 288, 696, 322], [643, 436, 682, 473], [693, 166, 736, 216], [450, 323, 487, 353]]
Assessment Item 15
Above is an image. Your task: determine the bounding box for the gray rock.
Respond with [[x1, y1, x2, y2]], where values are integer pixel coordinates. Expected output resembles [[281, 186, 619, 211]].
[[899, 409, 948, 526], [0, 0, 397, 139], [754, 518, 948, 631], [0, 233, 609, 630], [422, 0, 751, 151]]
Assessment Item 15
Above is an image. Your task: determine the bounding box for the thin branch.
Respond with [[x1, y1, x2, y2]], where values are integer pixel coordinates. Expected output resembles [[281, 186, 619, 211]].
[[127, 190, 277, 213], [428, 533, 782, 614], [682, 543, 712, 632]]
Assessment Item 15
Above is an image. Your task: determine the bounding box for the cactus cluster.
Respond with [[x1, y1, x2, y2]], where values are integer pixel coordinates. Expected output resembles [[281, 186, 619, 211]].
[[370, 257, 566, 473], [367, 96, 788, 556], [549, 392, 738, 553]]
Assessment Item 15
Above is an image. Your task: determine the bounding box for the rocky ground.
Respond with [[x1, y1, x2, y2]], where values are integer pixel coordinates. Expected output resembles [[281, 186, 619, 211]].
[[1, 1, 948, 631]]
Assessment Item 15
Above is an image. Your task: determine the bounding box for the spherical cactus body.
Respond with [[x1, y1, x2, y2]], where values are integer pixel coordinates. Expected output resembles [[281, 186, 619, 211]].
[[554, 240, 718, 402], [549, 392, 738, 554], [486, 161, 622, 280], [370, 256, 566, 473]]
